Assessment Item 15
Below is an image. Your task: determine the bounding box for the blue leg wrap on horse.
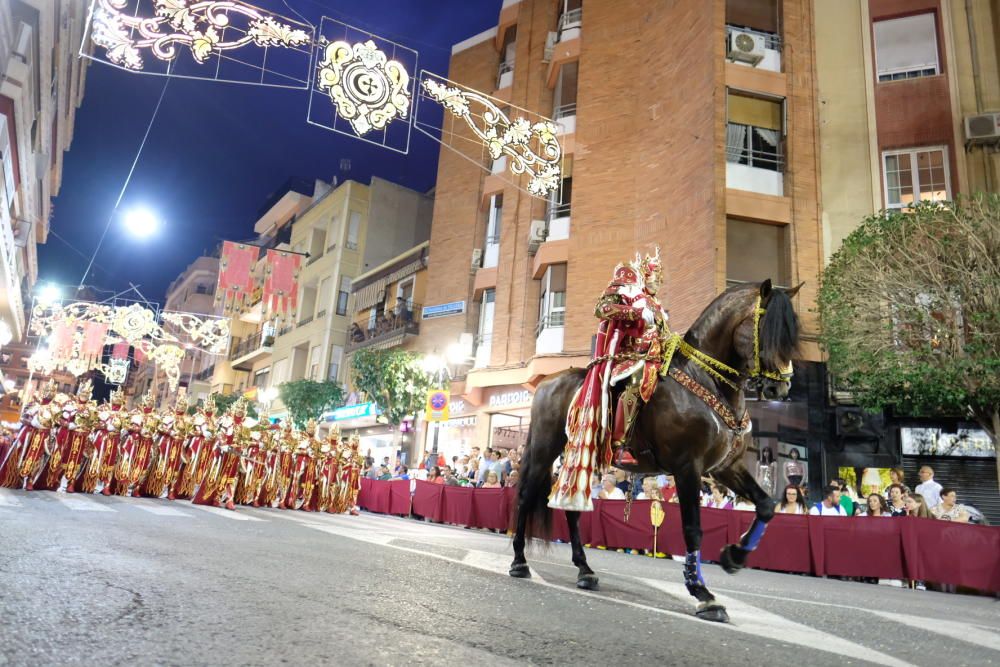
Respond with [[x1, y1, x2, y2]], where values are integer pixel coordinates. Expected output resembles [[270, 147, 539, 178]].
[[684, 551, 705, 588], [740, 518, 768, 553]]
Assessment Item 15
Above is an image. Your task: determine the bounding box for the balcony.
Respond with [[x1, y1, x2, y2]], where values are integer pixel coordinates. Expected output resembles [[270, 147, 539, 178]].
[[535, 314, 565, 355], [557, 7, 582, 43], [229, 329, 274, 371], [553, 102, 576, 135], [473, 334, 493, 369], [345, 302, 422, 353], [483, 236, 500, 269], [496, 60, 514, 90], [547, 200, 571, 241], [725, 25, 782, 73], [725, 122, 784, 196]]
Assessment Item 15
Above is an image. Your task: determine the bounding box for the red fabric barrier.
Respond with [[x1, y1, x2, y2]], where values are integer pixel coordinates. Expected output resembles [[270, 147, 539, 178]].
[[742, 513, 812, 574], [441, 485, 475, 525], [364, 480, 392, 514], [901, 518, 1000, 591], [388, 480, 412, 516], [411, 481, 443, 522], [357, 478, 373, 509], [811, 516, 906, 579], [596, 500, 654, 550], [472, 488, 509, 531]]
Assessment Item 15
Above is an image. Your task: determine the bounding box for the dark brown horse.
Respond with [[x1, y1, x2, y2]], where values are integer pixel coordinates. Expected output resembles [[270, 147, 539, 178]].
[[509, 280, 801, 623]]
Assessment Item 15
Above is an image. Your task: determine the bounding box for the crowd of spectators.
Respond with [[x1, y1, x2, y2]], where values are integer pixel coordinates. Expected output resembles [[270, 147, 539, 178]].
[[349, 298, 416, 345], [361, 445, 524, 489]]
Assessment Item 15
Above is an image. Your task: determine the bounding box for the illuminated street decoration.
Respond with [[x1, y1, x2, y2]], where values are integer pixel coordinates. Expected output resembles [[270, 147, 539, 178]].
[[418, 73, 563, 198], [316, 39, 411, 136], [28, 301, 230, 390]]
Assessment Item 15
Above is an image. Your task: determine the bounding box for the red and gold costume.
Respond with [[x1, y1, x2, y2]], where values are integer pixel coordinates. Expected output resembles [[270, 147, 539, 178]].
[[235, 414, 274, 506], [344, 434, 363, 515], [319, 427, 342, 514], [141, 393, 190, 499], [0, 381, 58, 489], [272, 421, 296, 509], [112, 392, 159, 496], [80, 388, 127, 495], [193, 398, 251, 510], [173, 397, 217, 500], [550, 248, 667, 511], [253, 420, 282, 508], [62, 382, 97, 493], [285, 420, 318, 511], [34, 390, 79, 491]]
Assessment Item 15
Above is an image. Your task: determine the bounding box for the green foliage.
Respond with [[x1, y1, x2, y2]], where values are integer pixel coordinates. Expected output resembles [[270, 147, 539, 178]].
[[209, 392, 259, 419], [277, 380, 345, 429], [817, 195, 1000, 448], [350, 348, 444, 425]]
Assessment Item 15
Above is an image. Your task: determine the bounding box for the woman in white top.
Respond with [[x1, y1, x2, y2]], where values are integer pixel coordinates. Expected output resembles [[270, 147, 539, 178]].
[[776, 484, 807, 515]]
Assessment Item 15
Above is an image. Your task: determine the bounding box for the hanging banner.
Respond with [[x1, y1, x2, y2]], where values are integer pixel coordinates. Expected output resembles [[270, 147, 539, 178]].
[[217, 241, 260, 315], [81, 321, 110, 359], [50, 322, 76, 363], [263, 249, 302, 317], [112, 341, 130, 360]]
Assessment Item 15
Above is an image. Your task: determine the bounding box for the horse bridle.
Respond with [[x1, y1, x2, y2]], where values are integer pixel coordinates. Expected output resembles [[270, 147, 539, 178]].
[[748, 295, 794, 384]]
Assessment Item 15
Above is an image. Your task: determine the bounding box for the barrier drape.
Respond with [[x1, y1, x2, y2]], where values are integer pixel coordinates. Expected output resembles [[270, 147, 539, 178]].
[[355, 481, 1000, 592]]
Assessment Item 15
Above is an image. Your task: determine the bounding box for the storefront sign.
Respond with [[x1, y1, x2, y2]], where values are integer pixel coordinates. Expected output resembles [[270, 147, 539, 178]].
[[901, 427, 994, 458], [488, 389, 532, 408], [449, 399, 466, 415], [422, 301, 465, 319], [425, 389, 449, 422], [324, 401, 379, 422]]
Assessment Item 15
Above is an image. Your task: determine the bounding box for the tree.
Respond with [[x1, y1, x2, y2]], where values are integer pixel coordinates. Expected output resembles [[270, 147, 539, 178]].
[[277, 379, 345, 429], [209, 392, 258, 419], [350, 348, 442, 427], [818, 195, 1000, 482]]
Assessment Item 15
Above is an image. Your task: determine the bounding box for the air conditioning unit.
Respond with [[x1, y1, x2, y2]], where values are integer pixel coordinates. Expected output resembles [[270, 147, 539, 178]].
[[542, 31, 557, 63], [527, 219, 548, 255], [728, 30, 765, 66], [471, 248, 483, 271], [964, 112, 1000, 144]]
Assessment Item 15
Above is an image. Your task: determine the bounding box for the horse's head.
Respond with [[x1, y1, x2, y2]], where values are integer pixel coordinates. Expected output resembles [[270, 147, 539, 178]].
[[733, 280, 801, 400]]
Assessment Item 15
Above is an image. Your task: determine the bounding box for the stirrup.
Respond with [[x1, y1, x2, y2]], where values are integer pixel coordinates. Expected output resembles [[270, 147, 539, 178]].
[[613, 447, 637, 467]]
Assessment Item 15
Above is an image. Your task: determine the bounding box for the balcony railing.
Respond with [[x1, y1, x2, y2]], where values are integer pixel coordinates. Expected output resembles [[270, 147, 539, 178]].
[[535, 311, 566, 336], [725, 122, 783, 172], [557, 8, 582, 40], [553, 102, 577, 120], [194, 365, 216, 382], [496, 60, 514, 89], [345, 302, 422, 353], [228, 329, 274, 361]]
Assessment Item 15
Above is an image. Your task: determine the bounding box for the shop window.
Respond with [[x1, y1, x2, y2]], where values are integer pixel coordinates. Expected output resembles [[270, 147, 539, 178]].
[[874, 14, 939, 82], [882, 147, 950, 209], [726, 218, 789, 287]]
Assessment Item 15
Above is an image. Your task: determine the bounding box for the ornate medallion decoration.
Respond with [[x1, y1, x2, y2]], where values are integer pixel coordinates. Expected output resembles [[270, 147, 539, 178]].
[[316, 39, 410, 136], [420, 75, 562, 197]]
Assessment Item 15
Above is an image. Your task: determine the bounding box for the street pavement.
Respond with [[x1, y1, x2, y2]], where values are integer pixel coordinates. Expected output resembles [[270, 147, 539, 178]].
[[1, 488, 998, 666]]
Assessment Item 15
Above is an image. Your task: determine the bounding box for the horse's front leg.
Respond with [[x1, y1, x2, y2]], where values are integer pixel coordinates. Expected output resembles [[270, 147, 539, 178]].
[[676, 466, 729, 623], [567, 510, 598, 590], [714, 462, 775, 574]]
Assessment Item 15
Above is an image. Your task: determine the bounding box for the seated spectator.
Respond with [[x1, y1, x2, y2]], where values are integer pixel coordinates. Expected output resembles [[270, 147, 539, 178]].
[[444, 468, 462, 486], [349, 323, 365, 342], [613, 468, 630, 495], [658, 474, 677, 503], [886, 483, 908, 516], [776, 484, 806, 514], [482, 470, 502, 489], [915, 466, 943, 509], [455, 455, 470, 477], [377, 466, 392, 481], [884, 468, 908, 498], [505, 470, 519, 487], [597, 474, 626, 500], [829, 478, 855, 516], [931, 488, 969, 522], [465, 457, 479, 482], [427, 466, 445, 485], [864, 493, 890, 517], [905, 492, 933, 519], [703, 482, 733, 509], [809, 485, 847, 516], [393, 465, 410, 481], [636, 476, 663, 501]]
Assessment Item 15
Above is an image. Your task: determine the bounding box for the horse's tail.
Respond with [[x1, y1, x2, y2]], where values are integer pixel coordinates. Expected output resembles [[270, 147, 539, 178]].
[[512, 430, 554, 542]]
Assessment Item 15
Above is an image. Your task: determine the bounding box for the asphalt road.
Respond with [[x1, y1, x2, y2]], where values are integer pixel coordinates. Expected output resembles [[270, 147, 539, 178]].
[[1, 488, 997, 666]]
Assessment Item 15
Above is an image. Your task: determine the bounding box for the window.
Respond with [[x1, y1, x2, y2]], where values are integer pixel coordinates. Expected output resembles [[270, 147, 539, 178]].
[[317, 277, 331, 317], [726, 218, 790, 286], [328, 345, 344, 382], [486, 194, 502, 245], [538, 264, 567, 332], [195, 284, 210, 295], [0, 116, 16, 212], [726, 92, 783, 172], [271, 357, 288, 385], [309, 227, 326, 262], [553, 61, 578, 119], [309, 345, 322, 381], [254, 368, 270, 389], [882, 147, 950, 209], [368, 306, 378, 332], [336, 275, 351, 316], [346, 211, 361, 250], [549, 176, 572, 218], [326, 215, 340, 251], [874, 14, 939, 82], [478, 289, 495, 340]]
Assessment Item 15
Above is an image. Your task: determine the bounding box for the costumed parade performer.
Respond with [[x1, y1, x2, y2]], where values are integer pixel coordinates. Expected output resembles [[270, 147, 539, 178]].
[[81, 387, 127, 495], [0, 381, 57, 489]]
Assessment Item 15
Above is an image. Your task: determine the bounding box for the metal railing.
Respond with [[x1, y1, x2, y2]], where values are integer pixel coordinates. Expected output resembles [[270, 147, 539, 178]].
[[229, 329, 274, 361], [553, 102, 577, 120], [194, 365, 215, 382], [496, 60, 514, 89], [725, 122, 784, 172], [485, 234, 501, 246], [725, 24, 782, 51], [536, 311, 566, 336], [345, 301, 422, 353], [557, 8, 582, 38]]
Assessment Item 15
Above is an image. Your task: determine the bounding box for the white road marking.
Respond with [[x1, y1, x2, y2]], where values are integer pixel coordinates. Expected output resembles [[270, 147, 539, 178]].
[[274, 515, 912, 666], [185, 503, 265, 521], [54, 494, 116, 512], [640, 578, 909, 667], [0, 489, 23, 507], [133, 504, 193, 517]]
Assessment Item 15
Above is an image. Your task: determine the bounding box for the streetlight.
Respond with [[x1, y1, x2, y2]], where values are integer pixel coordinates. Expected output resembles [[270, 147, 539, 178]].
[[123, 207, 159, 239], [36, 284, 62, 307]]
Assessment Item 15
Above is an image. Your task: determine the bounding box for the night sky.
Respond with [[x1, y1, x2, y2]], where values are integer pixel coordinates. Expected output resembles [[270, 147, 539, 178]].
[[41, 0, 501, 301]]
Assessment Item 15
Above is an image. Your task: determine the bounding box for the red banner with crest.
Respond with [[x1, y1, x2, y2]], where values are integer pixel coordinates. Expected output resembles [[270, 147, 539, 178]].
[[217, 241, 260, 314], [263, 249, 301, 317]]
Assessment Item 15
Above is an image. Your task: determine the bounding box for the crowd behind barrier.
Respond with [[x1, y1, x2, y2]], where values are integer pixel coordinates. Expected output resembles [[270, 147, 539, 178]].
[[357, 478, 1000, 593]]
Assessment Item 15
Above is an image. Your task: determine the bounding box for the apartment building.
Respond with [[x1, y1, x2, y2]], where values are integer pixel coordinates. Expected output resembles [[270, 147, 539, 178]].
[[814, 0, 1000, 507], [220, 176, 432, 423], [417, 0, 824, 456], [0, 0, 89, 344]]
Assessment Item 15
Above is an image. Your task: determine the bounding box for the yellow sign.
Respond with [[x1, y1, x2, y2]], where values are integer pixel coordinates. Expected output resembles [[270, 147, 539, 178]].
[[650, 501, 665, 528], [425, 389, 449, 422]]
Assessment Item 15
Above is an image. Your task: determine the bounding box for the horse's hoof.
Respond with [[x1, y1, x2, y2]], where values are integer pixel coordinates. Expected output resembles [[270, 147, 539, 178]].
[[696, 602, 730, 623], [508, 562, 531, 579], [719, 544, 745, 575], [576, 574, 599, 590]]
